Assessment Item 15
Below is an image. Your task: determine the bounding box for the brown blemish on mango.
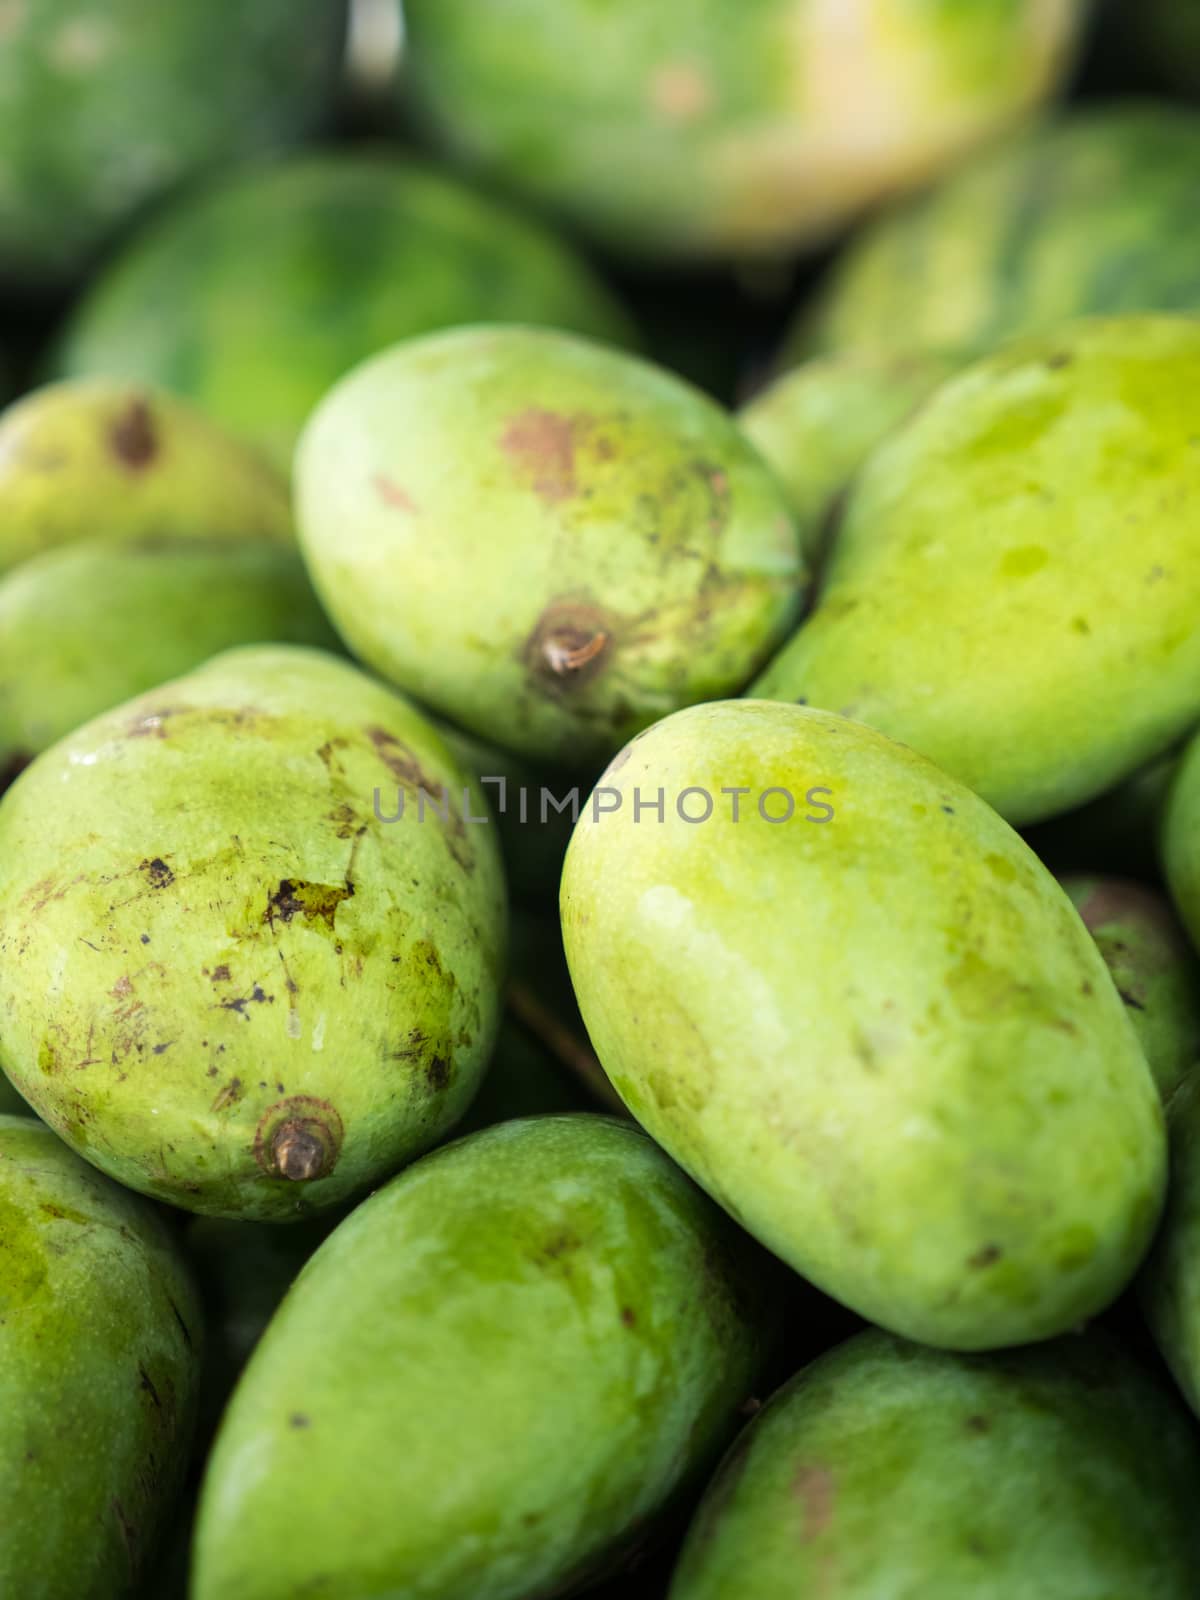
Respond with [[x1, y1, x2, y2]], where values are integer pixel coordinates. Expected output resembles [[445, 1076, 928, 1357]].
[[525, 599, 614, 693], [500, 408, 580, 504], [373, 474, 418, 513], [253, 1095, 344, 1183], [109, 397, 158, 470], [265, 878, 355, 932]]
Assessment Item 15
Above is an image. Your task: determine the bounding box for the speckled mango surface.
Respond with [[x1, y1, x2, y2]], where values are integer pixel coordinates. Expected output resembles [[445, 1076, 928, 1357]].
[[669, 1328, 1200, 1598], [561, 699, 1165, 1349], [752, 317, 1200, 826], [296, 324, 803, 768], [192, 1115, 777, 1600], [0, 1114, 202, 1597], [0, 644, 507, 1219]]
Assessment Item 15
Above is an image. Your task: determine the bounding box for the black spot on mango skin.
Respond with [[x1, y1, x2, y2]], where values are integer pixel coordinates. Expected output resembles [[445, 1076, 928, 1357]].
[[139, 857, 174, 889], [109, 397, 159, 469], [426, 1056, 450, 1092], [218, 984, 273, 1017], [266, 878, 354, 932], [968, 1243, 1003, 1270]]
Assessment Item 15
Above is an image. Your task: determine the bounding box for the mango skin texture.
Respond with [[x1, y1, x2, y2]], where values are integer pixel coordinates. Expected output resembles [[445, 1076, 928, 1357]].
[[752, 317, 1200, 826], [0, 645, 506, 1219], [1061, 874, 1200, 1103], [1141, 1069, 1200, 1419], [669, 1328, 1200, 1599], [0, 536, 339, 780], [561, 700, 1165, 1349], [0, 379, 291, 575], [295, 324, 803, 768], [0, 1114, 203, 1598], [191, 1114, 777, 1600]]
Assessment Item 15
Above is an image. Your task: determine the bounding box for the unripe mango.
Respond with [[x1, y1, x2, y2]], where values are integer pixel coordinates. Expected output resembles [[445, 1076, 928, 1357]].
[[1061, 874, 1200, 1102], [295, 325, 803, 768], [0, 536, 338, 782], [0, 1114, 202, 1596], [752, 318, 1200, 826], [192, 1114, 778, 1600], [670, 1328, 1200, 1598], [0, 644, 506, 1218], [1141, 1068, 1200, 1419], [561, 699, 1165, 1349], [0, 379, 291, 574]]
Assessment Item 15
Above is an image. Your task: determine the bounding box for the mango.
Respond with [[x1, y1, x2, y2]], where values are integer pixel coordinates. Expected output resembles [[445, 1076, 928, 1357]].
[[0, 379, 291, 574], [191, 1114, 778, 1600], [738, 348, 960, 563], [752, 317, 1200, 826], [296, 325, 803, 768], [669, 1328, 1200, 1598], [0, 644, 506, 1218], [0, 536, 338, 783], [561, 699, 1165, 1349], [1060, 875, 1200, 1102], [400, 0, 1086, 260], [0, 1113, 202, 1596], [1141, 1068, 1200, 1418]]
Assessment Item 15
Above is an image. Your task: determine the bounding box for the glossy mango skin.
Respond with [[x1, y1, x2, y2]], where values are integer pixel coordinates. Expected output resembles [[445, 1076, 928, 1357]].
[[295, 325, 803, 768], [738, 348, 960, 562], [561, 700, 1165, 1349], [1061, 875, 1200, 1103], [0, 379, 291, 575], [0, 536, 338, 780], [401, 0, 1084, 260], [752, 317, 1200, 826], [669, 1328, 1200, 1599], [0, 644, 506, 1219], [192, 1114, 778, 1600], [1141, 1069, 1200, 1418], [0, 1114, 202, 1597]]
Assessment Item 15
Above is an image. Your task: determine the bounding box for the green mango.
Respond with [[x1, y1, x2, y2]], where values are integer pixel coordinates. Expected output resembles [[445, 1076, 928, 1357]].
[[192, 1114, 779, 1600], [752, 317, 1200, 826], [738, 348, 961, 563], [0, 536, 338, 784], [0, 644, 506, 1219], [1060, 875, 1200, 1103], [0, 379, 291, 576], [52, 152, 635, 469], [1142, 1068, 1200, 1417], [796, 103, 1200, 364], [400, 0, 1085, 260], [561, 699, 1165, 1350], [669, 1327, 1200, 1598], [296, 325, 803, 768], [0, 0, 348, 285], [0, 1113, 202, 1596]]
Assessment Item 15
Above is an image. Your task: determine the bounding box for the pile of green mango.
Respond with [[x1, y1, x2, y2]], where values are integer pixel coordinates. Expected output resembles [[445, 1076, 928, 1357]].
[[10, 5, 1200, 1597]]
